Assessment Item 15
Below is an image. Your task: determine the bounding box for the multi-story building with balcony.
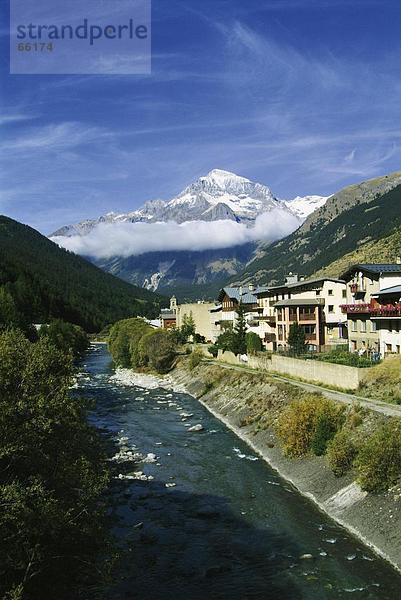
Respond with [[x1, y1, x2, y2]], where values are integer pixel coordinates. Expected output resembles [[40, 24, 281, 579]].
[[216, 285, 269, 342], [340, 264, 401, 355], [270, 277, 348, 351]]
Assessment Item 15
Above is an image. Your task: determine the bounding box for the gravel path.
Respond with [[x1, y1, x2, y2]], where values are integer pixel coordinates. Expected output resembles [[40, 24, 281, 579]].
[[207, 360, 401, 418]]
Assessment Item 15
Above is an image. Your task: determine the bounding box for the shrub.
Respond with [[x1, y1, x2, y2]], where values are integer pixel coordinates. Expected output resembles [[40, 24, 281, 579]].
[[317, 348, 373, 368], [39, 319, 89, 359], [188, 349, 203, 371], [246, 332, 262, 355], [208, 344, 218, 358], [139, 329, 177, 374], [108, 318, 151, 367], [276, 395, 344, 458], [355, 419, 401, 493], [327, 430, 358, 477], [311, 412, 340, 456], [216, 329, 235, 353]]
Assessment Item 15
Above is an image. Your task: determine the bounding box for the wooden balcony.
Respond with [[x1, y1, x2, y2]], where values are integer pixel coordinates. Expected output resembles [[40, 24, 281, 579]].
[[299, 313, 317, 321]]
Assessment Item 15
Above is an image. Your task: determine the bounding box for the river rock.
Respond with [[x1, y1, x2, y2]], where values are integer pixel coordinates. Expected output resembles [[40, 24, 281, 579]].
[[300, 553, 313, 560], [142, 453, 157, 463], [188, 424, 204, 432]]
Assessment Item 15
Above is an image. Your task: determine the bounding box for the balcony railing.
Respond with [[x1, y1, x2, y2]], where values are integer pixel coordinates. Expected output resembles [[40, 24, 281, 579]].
[[341, 303, 372, 314], [299, 313, 317, 321], [370, 305, 401, 317], [341, 302, 401, 316]]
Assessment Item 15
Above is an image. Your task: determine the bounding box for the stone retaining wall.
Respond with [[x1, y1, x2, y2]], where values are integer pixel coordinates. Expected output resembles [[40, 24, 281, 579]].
[[215, 350, 374, 390]]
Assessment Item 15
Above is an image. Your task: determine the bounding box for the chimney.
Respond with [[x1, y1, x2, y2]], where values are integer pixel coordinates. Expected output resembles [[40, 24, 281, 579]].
[[285, 273, 299, 285]]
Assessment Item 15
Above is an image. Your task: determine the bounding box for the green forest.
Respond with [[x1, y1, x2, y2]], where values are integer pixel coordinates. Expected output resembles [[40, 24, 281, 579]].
[[0, 216, 166, 333]]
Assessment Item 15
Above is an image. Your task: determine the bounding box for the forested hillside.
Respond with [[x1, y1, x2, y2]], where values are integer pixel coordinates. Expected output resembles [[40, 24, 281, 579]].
[[0, 216, 166, 332], [313, 225, 401, 278], [234, 172, 401, 286]]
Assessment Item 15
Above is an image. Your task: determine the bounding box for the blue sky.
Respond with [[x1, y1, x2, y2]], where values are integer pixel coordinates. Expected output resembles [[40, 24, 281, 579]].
[[2, 0, 401, 234]]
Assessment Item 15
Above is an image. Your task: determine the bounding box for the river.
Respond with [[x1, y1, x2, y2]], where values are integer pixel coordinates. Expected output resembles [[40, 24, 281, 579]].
[[78, 344, 401, 599]]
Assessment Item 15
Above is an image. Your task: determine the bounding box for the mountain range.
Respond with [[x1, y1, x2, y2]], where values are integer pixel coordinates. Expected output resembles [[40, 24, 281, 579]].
[[51, 169, 328, 298]]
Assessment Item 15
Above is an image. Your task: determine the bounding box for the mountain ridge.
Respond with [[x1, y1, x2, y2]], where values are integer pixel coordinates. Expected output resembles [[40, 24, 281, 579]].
[[232, 170, 401, 287], [51, 169, 327, 236], [0, 216, 165, 332]]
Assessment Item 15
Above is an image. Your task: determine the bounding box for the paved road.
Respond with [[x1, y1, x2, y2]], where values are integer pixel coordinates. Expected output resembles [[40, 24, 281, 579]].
[[206, 359, 401, 418]]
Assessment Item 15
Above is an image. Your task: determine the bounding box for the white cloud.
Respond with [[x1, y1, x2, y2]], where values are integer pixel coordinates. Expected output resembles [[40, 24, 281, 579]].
[[51, 209, 300, 259]]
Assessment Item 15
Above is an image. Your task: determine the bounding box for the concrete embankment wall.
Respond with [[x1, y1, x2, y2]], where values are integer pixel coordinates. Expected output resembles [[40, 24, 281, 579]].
[[210, 349, 373, 390], [171, 360, 401, 573]]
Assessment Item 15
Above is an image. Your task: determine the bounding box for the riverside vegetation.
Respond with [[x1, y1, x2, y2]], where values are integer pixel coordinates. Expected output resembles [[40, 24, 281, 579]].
[[179, 357, 401, 495], [0, 323, 110, 600]]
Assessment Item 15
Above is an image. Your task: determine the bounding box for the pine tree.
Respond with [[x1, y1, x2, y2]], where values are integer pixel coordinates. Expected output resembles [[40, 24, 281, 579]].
[[232, 303, 247, 356], [288, 322, 306, 356]]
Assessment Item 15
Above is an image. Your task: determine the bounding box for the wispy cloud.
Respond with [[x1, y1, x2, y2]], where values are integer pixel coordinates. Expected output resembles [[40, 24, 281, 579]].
[[0, 122, 110, 153]]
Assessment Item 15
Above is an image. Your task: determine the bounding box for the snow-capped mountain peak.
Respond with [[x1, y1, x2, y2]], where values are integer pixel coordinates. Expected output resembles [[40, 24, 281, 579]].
[[51, 170, 328, 237]]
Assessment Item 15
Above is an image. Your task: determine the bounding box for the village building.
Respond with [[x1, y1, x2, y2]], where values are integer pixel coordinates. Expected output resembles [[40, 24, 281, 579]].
[[341, 264, 401, 356], [216, 285, 268, 341], [270, 276, 348, 351], [160, 296, 177, 329], [176, 301, 217, 342]]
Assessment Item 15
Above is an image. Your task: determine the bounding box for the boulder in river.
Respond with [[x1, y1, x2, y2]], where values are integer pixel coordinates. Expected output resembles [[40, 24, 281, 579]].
[[188, 424, 204, 432]]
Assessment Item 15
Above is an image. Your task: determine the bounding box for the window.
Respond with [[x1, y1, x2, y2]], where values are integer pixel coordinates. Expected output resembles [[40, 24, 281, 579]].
[[328, 289, 333, 296], [386, 343, 392, 353], [351, 320, 357, 332], [342, 290, 347, 299], [371, 320, 377, 332], [397, 345, 401, 355], [328, 305, 334, 313], [316, 290, 321, 296], [360, 320, 366, 333]]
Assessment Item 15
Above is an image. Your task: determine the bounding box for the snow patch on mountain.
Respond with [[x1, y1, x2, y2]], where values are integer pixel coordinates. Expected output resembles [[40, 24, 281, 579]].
[[284, 195, 329, 219]]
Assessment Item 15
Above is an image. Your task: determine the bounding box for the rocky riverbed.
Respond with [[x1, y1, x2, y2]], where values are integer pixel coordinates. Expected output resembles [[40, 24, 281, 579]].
[[77, 345, 401, 599]]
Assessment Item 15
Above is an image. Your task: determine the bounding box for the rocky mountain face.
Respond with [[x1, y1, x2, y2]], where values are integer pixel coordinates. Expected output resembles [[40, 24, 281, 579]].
[[51, 169, 328, 298], [233, 170, 401, 287]]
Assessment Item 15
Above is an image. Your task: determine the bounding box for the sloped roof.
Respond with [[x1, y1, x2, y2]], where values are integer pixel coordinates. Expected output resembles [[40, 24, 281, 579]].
[[218, 287, 258, 304], [372, 284, 401, 297], [341, 264, 401, 280], [286, 277, 345, 289]]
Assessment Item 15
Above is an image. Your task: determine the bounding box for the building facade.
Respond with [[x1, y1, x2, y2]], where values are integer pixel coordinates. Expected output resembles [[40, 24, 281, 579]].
[[274, 277, 347, 351], [176, 301, 217, 342], [341, 264, 401, 356]]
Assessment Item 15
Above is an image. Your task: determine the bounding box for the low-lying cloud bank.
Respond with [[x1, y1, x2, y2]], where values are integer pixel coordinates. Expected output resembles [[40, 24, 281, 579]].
[[51, 208, 300, 259]]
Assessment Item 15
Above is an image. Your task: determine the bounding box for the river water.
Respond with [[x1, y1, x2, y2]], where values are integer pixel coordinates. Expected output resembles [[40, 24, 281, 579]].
[[79, 345, 401, 599]]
